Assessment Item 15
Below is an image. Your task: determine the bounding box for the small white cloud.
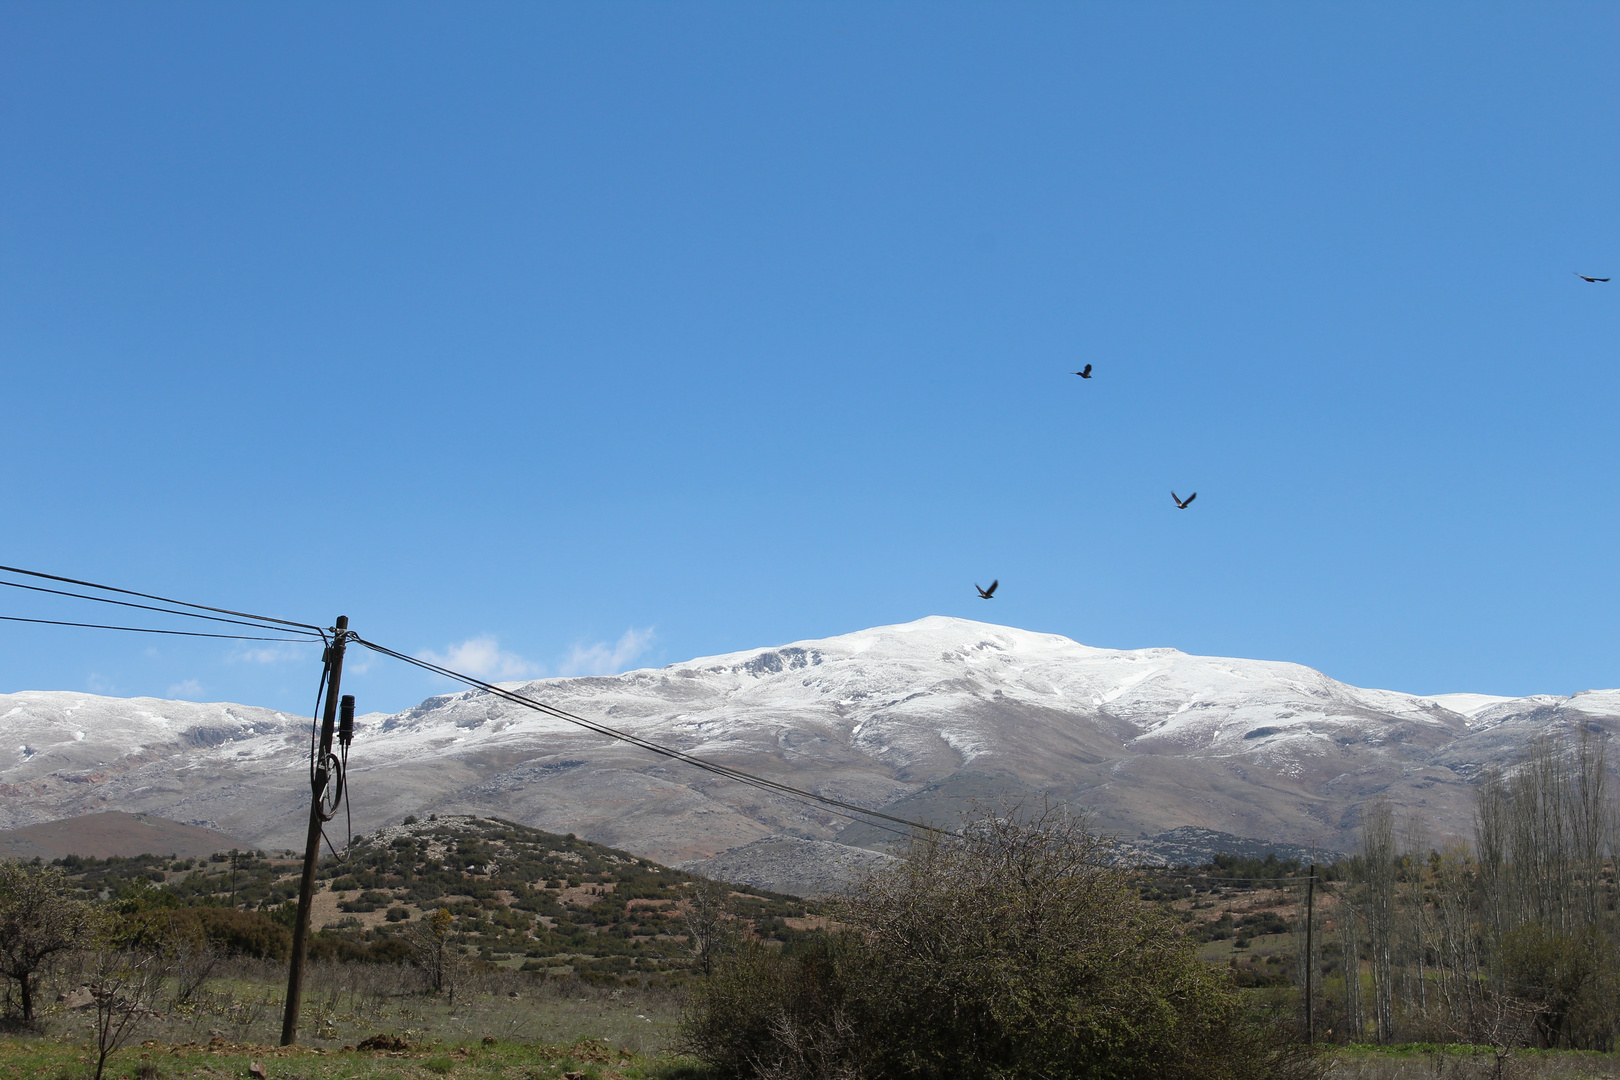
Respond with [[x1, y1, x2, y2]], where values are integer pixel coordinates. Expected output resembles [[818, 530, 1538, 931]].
[[558, 627, 655, 677], [418, 636, 539, 681], [230, 643, 308, 665], [168, 679, 204, 700]]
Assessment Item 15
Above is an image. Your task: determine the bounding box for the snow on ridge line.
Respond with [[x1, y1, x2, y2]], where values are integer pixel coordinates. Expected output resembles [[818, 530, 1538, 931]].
[[2, 618, 1612, 743], [1423, 693, 1516, 718], [482, 617, 1448, 714], [611, 616, 1114, 677]]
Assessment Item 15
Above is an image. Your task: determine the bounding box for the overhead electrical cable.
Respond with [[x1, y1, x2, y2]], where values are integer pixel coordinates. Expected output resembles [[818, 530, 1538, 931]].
[[352, 635, 944, 838], [0, 563, 325, 632], [354, 636, 921, 835], [0, 614, 316, 641], [0, 577, 322, 636]]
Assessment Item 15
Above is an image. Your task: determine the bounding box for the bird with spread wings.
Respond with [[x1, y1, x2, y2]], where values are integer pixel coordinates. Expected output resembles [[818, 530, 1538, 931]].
[[1172, 491, 1196, 510], [975, 580, 998, 599]]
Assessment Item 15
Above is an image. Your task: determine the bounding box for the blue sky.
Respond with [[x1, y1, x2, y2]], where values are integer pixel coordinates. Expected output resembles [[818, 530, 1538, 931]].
[[2, 3, 1617, 714]]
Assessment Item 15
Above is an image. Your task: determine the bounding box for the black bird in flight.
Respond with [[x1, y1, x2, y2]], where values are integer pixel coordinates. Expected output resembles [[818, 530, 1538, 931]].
[[1575, 273, 1611, 282], [1072, 364, 1093, 378], [975, 580, 999, 600], [1172, 491, 1197, 510]]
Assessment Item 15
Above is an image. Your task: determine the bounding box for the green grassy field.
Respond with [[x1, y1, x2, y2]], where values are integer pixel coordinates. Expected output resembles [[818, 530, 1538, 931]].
[[3, 958, 698, 1080], [0, 1032, 703, 1080], [12, 1027, 1620, 1080], [1325, 1044, 1620, 1079], [24, 959, 683, 1058]]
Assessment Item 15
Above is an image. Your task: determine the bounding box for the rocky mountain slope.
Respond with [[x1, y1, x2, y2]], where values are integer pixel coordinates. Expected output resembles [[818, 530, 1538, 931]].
[[4, 617, 1615, 874]]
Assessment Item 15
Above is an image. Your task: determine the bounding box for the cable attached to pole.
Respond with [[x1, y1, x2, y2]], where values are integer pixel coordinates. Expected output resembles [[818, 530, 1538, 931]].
[[352, 634, 945, 839], [0, 614, 316, 641], [0, 562, 325, 632], [0, 577, 323, 636]]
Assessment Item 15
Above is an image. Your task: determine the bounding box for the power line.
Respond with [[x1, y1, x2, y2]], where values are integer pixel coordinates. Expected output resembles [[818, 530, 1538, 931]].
[[0, 560, 925, 837], [352, 635, 943, 839], [0, 577, 323, 636], [0, 614, 317, 641], [0, 562, 1186, 850], [358, 636, 924, 836], [0, 563, 325, 632]]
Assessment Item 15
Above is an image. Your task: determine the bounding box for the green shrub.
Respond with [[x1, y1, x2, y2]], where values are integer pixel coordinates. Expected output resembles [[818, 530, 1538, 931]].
[[680, 805, 1319, 1080], [120, 906, 291, 960]]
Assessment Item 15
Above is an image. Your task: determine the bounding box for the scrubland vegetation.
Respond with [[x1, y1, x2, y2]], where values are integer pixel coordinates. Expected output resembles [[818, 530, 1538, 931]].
[[8, 734, 1620, 1078], [680, 805, 1313, 1080]]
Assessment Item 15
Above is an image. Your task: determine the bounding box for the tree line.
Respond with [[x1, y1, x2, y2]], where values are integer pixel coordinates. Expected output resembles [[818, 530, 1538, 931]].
[[1305, 732, 1620, 1049]]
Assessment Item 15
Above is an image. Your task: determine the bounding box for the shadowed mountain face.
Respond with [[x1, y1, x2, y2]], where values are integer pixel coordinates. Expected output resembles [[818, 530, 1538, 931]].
[[3, 617, 1615, 866], [0, 811, 244, 860]]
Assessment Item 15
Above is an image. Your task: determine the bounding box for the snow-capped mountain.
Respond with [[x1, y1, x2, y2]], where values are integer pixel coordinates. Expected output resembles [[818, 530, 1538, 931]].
[[4, 617, 1616, 869]]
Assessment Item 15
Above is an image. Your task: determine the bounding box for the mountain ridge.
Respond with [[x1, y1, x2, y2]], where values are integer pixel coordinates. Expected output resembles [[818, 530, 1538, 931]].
[[4, 616, 1615, 873]]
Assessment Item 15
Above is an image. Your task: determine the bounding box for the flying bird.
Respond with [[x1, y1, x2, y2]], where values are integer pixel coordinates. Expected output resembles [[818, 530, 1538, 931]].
[[975, 580, 998, 599], [1575, 273, 1611, 283], [1072, 364, 1093, 379], [1172, 491, 1196, 510]]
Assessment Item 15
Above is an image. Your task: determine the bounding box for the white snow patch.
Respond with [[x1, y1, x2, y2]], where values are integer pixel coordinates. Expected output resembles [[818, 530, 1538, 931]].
[[1425, 693, 1514, 717]]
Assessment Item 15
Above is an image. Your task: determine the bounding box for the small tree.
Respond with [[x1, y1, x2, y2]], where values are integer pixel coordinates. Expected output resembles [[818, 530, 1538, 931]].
[[683, 879, 737, 977], [408, 908, 463, 1001], [86, 947, 164, 1080], [0, 862, 98, 1023]]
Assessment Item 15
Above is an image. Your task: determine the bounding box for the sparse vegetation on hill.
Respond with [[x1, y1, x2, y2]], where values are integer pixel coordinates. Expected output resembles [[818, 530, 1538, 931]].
[[0, 814, 807, 1065], [23, 815, 814, 987]]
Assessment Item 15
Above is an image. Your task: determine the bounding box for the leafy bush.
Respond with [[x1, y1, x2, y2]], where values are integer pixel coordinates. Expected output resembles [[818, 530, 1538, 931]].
[[680, 805, 1319, 1080], [0, 863, 99, 1021], [1211, 853, 1303, 882], [116, 906, 290, 960], [306, 933, 413, 964], [339, 890, 394, 913], [1239, 911, 1290, 936]]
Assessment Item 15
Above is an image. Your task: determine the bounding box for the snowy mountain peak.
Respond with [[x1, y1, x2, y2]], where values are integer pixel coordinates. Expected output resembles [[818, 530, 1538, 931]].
[[666, 616, 1118, 673], [2, 619, 1616, 872]]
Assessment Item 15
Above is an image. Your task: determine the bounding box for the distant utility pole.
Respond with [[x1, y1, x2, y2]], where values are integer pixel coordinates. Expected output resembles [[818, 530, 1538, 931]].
[[1305, 864, 1316, 1044], [280, 615, 352, 1046]]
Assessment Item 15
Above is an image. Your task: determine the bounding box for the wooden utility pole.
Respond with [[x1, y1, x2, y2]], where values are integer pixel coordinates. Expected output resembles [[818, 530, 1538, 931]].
[[1305, 864, 1316, 1044], [280, 616, 350, 1046]]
